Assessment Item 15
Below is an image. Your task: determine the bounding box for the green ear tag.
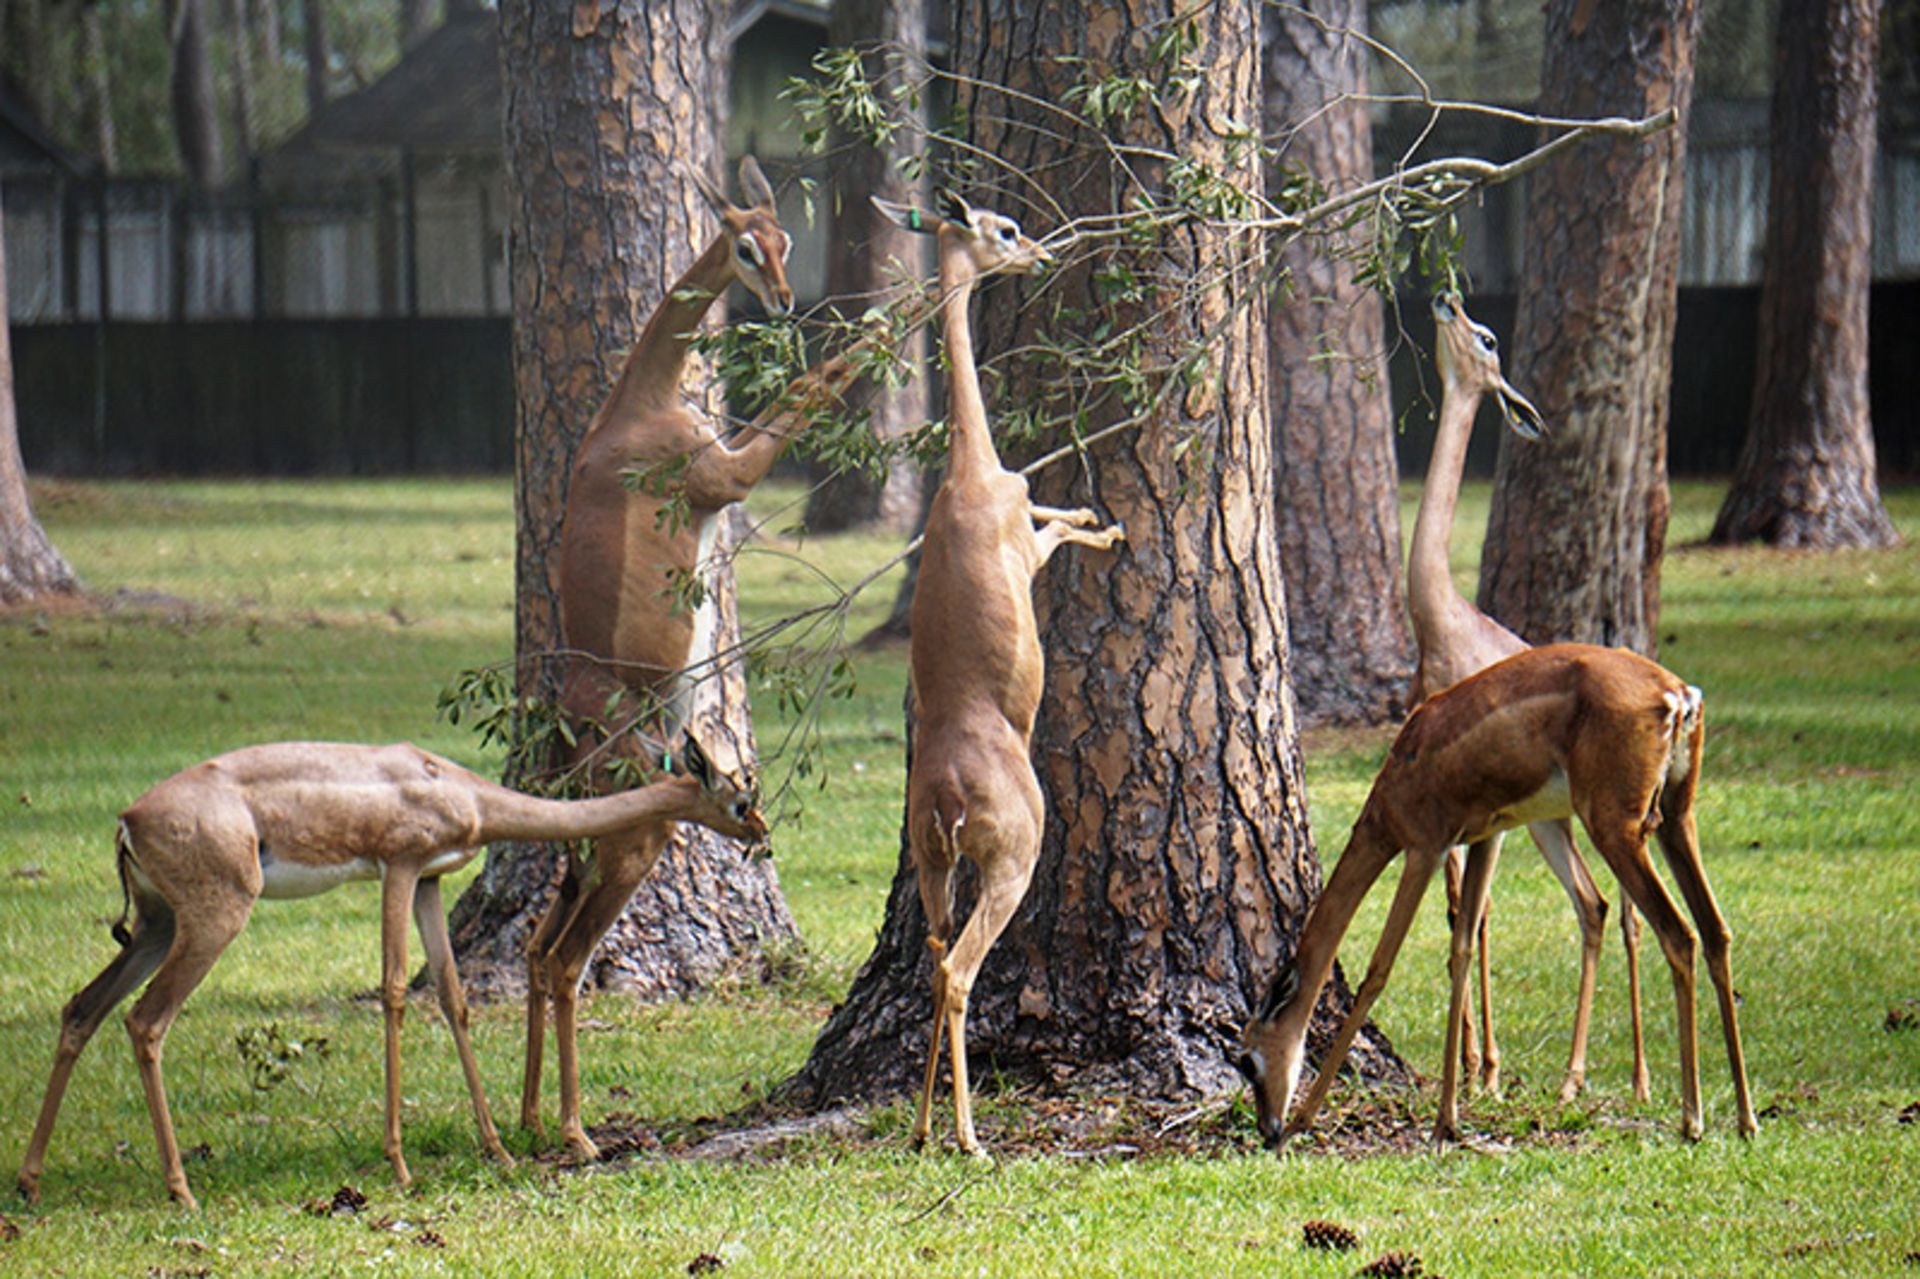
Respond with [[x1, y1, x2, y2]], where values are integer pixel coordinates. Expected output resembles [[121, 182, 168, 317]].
[[908, 208, 922, 230], [661, 750, 673, 773]]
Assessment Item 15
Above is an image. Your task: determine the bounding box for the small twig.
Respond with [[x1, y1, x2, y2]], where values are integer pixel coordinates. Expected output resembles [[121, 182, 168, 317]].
[[900, 1164, 996, 1227]]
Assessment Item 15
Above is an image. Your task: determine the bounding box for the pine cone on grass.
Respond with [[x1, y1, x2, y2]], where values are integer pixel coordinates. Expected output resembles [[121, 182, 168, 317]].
[[1302, 1219, 1359, 1251]]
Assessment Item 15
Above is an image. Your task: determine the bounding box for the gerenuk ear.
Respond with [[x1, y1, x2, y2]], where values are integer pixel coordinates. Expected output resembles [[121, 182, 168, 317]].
[[870, 195, 939, 235], [934, 186, 977, 231], [690, 164, 732, 218], [679, 735, 717, 789], [738, 156, 777, 211]]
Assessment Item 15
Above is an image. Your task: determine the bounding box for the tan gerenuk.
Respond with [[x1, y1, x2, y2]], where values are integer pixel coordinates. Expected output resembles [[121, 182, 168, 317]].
[[526, 154, 866, 1162], [1409, 291, 1649, 1104], [1235, 644, 1757, 1149], [15, 738, 763, 1210], [870, 187, 1125, 1156]]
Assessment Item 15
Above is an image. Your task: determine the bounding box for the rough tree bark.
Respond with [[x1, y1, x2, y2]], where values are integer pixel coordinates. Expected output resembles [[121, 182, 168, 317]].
[[1477, 0, 1701, 654], [1709, 0, 1899, 548], [167, 0, 225, 186], [1263, 0, 1415, 727], [787, 0, 1398, 1107], [0, 203, 81, 607], [446, 0, 796, 996], [804, 0, 928, 535]]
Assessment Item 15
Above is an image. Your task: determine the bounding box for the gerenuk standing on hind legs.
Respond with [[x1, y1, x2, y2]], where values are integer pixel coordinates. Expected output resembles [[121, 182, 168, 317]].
[[872, 188, 1124, 1156]]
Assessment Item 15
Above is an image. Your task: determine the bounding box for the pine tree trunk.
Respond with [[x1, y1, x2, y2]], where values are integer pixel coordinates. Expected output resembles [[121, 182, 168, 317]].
[[803, 0, 928, 536], [787, 0, 1398, 1108], [1709, 0, 1898, 549], [445, 0, 795, 997], [168, 0, 225, 187], [301, 0, 329, 118], [0, 204, 80, 607], [1264, 0, 1415, 727], [1477, 0, 1701, 654], [224, 0, 256, 165], [83, 4, 118, 173]]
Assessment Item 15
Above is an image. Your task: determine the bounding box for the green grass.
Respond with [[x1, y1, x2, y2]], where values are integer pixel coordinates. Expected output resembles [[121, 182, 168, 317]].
[[2, 476, 1917, 1276]]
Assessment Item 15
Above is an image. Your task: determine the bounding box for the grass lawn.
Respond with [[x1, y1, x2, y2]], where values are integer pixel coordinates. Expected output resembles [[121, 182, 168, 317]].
[[1, 475, 1916, 1276]]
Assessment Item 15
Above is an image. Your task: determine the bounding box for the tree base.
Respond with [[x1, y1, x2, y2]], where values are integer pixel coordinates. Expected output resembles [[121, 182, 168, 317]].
[[779, 862, 1404, 1112], [445, 827, 798, 1001]]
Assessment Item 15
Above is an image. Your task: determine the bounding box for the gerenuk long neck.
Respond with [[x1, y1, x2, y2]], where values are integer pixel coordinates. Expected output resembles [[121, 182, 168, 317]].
[[938, 243, 999, 484], [472, 774, 709, 844], [1407, 366, 1479, 642], [599, 231, 735, 420]]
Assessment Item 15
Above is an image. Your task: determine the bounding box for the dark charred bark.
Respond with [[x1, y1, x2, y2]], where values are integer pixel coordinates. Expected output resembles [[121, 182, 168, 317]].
[[1264, 0, 1415, 727], [1, 203, 80, 607], [804, 0, 929, 536], [446, 0, 795, 998], [787, 0, 1399, 1109], [1709, 0, 1899, 549], [1477, 0, 1701, 654]]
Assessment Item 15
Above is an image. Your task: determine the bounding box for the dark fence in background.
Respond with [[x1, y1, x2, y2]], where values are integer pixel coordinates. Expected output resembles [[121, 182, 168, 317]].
[[14, 318, 512, 474], [13, 282, 1918, 480]]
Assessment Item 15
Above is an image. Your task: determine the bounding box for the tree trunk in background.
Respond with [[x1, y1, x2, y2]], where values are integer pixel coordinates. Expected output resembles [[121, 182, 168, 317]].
[[804, 0, 928, 535], [447, 0, 796, 998], [167, 0, 224, 186], [250, 0, 281, 68], [401, 0, 436, 50], [788, 0, 1398, 1107], [83, 3, 118, 173], [858, 478, 932, 648], [1477, 0, 1701, 654], [0, 204, 80, 606], [301, 0, 329, 117], [1709, 0, 1898, 549], [223, 0, 256, 165], [1263, 0, 1415, 727]]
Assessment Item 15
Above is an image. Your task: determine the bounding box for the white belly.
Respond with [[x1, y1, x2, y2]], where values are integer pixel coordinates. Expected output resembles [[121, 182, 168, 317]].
[[259, 853, 379, 900], [257, 847, 476, 900]]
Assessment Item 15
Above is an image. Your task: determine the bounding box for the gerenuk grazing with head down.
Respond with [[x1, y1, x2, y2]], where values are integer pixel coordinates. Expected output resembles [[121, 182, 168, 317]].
[[1411, 292, 1648, 1105], [871, 187, 1124, 1155], [1235, 644, 1756, 1150], [15, 738, 763, 1211]]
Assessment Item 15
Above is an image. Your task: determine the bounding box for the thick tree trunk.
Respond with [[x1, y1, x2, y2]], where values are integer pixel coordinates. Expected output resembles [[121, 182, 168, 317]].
[[446, 0, 796, 997], [168, 0, 225, 187], [0, 205, 81, 607], [803, 0, 928, 536], [788, 0, 1398, 1108], [1709, 0, 1898, 549], [1263, 0, 1415, 727], [1477, 0, 1701, 654]]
